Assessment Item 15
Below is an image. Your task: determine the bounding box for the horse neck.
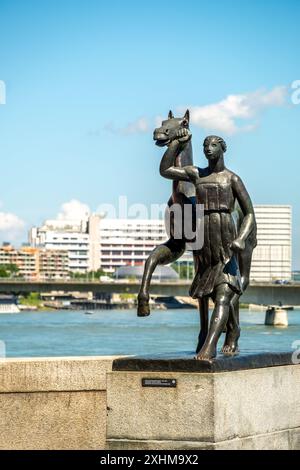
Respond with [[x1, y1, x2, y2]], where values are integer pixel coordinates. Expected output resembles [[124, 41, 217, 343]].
[[172, 139, 193, 194]]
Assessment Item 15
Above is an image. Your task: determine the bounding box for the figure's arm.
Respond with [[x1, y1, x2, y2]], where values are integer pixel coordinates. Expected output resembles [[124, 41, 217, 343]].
[[231, 174, 256, 251], [159, 130, 198, 182]]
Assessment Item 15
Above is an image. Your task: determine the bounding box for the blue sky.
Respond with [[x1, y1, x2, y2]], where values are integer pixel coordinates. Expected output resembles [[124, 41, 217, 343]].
[[0, 0, 300, 267]]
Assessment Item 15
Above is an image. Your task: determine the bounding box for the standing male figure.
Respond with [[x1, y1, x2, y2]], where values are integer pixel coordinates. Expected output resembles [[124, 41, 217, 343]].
[[160, 130, 257, 361]]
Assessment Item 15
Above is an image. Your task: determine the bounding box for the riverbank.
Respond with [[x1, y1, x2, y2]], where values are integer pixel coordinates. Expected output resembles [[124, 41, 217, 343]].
[[13, 292, 259, 312]]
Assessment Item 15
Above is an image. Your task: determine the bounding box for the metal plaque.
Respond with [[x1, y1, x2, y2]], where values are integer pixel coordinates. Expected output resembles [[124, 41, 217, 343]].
[[142, 378, 177, 388]]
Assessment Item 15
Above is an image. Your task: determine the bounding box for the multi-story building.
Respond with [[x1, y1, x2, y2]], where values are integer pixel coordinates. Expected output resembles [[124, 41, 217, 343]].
[[29, 216, 168, 274], [99, 219, 167, 274], [39, 249, 69, 280], [250, 205, 292, 282], [89, 215, 101, 272], [0, 244, 69, 280], [29, 216, 100, 274], [0, 244, 39, 280]]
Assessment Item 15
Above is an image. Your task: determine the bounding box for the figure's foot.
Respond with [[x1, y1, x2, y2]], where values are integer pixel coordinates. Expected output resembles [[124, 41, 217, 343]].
[[195, 332, 208, 354], [137, 293, 150, 317], [221, 328, 240, 356], [196, 345, 217, 362]]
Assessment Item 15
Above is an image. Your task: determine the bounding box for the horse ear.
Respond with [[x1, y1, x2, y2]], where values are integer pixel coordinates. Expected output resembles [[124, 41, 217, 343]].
[[168, 110, 174, 119], [184, 109, 190, 123]]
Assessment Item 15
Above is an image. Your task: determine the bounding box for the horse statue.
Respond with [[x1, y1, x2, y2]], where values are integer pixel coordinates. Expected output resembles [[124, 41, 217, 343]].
[[137, 109, 195, 316]]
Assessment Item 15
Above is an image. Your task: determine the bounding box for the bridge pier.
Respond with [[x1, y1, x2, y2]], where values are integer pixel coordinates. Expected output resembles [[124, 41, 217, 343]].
[[265, 307, 288, 327]]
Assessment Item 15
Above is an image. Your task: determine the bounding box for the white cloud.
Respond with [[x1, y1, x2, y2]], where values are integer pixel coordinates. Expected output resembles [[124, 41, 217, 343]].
[[0, 211, 25, 241], [183, 86, 287, 135], [57, 199, 91, 221], [103, 85, 287, 138], [0, 80, 6, 105], [122, 117, 149, 134], [104, 117, 149, 135]]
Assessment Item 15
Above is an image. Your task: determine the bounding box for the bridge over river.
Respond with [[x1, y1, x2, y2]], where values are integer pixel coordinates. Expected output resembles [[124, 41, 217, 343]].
[[0, 280, 300, 306]]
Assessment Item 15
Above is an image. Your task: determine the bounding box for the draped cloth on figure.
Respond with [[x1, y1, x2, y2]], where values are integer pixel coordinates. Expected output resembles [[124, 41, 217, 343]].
[[189, 178, 243, 299]]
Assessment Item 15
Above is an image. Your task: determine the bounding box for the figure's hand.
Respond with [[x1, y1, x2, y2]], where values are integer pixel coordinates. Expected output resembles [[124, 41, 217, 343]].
[[175, 128, 192, 143], [231, 238, 245, 252]]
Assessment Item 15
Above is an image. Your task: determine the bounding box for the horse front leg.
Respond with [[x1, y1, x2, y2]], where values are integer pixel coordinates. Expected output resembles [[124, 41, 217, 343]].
[[137, 238, 185, 317]]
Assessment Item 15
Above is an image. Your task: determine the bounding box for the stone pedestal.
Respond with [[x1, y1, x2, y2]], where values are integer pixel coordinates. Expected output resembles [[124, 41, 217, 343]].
[[107, 352, 300, 450]]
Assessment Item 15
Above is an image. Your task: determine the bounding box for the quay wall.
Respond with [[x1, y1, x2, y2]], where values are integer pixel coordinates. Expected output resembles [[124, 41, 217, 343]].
[[0, 357, 118, 450]]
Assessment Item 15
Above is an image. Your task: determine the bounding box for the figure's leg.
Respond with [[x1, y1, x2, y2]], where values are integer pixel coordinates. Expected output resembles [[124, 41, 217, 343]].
[[196, 284, 235, 361], [195, 297, 209, 353], [222, 244, 254, 354], [137, 238, 185, 316], [221, 295, 240, 355]]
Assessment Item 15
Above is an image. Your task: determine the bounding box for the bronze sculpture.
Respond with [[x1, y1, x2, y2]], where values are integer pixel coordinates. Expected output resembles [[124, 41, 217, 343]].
[[137, 111, 257, 361], [137, 110, 195, 316]]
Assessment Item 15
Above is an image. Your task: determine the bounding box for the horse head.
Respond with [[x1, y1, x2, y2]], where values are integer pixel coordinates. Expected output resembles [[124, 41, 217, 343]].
[[153, 109, 190, 147]]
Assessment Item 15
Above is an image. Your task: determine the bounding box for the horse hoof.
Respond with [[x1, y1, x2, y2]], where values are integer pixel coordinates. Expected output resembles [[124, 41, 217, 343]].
[[137, 301, 150, 317]]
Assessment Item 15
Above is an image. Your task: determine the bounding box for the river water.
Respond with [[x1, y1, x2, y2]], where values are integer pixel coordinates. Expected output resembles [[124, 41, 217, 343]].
[[0, 308, 300, 358]]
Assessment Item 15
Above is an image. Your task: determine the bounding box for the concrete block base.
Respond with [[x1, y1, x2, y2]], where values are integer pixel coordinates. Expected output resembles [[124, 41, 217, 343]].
[[107, 353, 300, 450]]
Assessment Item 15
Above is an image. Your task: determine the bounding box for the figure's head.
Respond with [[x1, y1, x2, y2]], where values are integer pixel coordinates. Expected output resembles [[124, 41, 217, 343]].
[[153, 109, 190, 147], [203, 135, 227, 161]]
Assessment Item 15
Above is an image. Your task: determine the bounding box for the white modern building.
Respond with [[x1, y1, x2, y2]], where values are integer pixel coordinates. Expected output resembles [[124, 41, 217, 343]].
[[29, 215, 168, 274], [29, 217, 100, 274], [250, 205, 292, 282], [29, 205, 292, 281], [99, 219, 167, 273]]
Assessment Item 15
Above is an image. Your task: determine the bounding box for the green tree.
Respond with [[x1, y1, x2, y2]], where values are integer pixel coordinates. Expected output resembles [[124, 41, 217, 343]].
[[0, 263, 19, 278], [172, 261, 194, 280], [18, 292, 42, 308], [69, 268, 109, 280]]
